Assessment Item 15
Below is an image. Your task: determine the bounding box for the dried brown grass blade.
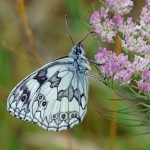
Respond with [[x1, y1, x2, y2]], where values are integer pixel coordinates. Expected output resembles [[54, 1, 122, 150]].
[[15, 0, 42, 66]]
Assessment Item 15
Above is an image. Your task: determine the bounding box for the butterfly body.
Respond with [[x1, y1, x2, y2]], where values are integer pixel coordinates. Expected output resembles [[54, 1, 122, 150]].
[[7, 44, 90, 131]]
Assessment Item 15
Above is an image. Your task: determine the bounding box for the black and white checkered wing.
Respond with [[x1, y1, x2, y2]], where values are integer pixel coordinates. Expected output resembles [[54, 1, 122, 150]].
[[7, 57, 88, 131]]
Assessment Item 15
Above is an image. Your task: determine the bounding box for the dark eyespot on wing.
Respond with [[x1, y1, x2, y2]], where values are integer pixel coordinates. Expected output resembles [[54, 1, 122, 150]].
[[37, 94, 45, 101], [20, 86, 30, 104], [41, 100, 47, 108]]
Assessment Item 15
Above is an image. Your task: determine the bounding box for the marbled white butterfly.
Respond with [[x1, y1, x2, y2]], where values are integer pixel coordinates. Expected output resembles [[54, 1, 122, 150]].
[[7, 42, 91, 131]]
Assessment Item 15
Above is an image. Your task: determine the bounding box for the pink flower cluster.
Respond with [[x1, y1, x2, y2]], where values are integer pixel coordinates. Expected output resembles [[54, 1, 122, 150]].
[[90, 8, 123, 43], [140, 0, 150, 40], [118, 0, 150, 55], [131, 55, 150, 72], [119, 17, 150, 55], [91, 0, 150, 94], [95, 47, 132, 85], [90, 1, 150, 54], [137, 70, 150, 94], [135, 0, 150, 95], [105, 0, 134, 15]]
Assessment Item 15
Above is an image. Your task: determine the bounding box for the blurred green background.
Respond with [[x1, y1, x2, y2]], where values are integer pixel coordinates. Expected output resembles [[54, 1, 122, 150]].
[[1, 0, 150, 150]]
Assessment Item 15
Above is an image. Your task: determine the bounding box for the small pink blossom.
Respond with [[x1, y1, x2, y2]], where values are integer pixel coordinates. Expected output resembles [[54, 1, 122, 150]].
[[112, 14, 124, 26], [147, 0, 150, 6], [90, 8, 123, 43], [142, 70, 150, 82], [95, 47, 132, 85], [114, 70, 132, 83], [121, 36, 150, 54], [140, 1, 150, 41], [101, 7, 109, 18], [118, 17, 139, 36], [131, 55, 150, 72], [137, 70, 150, 94], [90, 11, 101, 25], [105, 0, 134, 15]]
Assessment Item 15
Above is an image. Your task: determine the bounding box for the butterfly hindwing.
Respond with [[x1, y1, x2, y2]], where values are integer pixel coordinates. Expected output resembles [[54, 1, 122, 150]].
[[7, 55, 89, 131]]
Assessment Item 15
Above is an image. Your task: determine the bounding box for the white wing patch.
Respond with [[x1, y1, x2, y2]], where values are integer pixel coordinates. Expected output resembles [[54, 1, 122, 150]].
[[7, 57, 89, 131]]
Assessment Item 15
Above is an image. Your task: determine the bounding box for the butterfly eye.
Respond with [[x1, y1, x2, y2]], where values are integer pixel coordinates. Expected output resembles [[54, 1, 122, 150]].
[[76, 48, 82, 55], [60, 112, 68, 120], [41, 100, 47, 108], [37, 94, 45, 101], [21, 94, 27, 102]]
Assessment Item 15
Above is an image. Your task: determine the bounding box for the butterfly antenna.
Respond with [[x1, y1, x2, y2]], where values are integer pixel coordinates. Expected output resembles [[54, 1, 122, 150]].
[[78, 31, 95, 45], [65, 15, 74, 46]]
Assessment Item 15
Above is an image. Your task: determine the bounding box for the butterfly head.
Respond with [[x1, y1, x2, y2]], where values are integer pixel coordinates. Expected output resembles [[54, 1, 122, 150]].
[[69, 43, 85, 58]]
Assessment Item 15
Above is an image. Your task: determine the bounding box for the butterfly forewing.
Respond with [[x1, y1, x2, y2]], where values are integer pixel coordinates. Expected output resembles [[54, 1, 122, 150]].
[[7, 47, 90, 131]]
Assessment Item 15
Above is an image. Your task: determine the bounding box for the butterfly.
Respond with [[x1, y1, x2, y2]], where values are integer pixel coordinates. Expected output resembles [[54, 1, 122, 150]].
[[7, 43, 91, 131]]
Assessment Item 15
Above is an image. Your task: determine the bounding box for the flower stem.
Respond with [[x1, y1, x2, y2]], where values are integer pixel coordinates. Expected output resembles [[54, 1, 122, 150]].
[[115, 35, 122, 56], [109, 35, 121, 150], [62, 131, 73, 150], [109, 93, 117, 150]]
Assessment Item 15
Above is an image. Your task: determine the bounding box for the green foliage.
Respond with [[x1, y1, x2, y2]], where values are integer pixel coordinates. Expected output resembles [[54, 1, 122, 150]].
[[0, 46, 12, 88]]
